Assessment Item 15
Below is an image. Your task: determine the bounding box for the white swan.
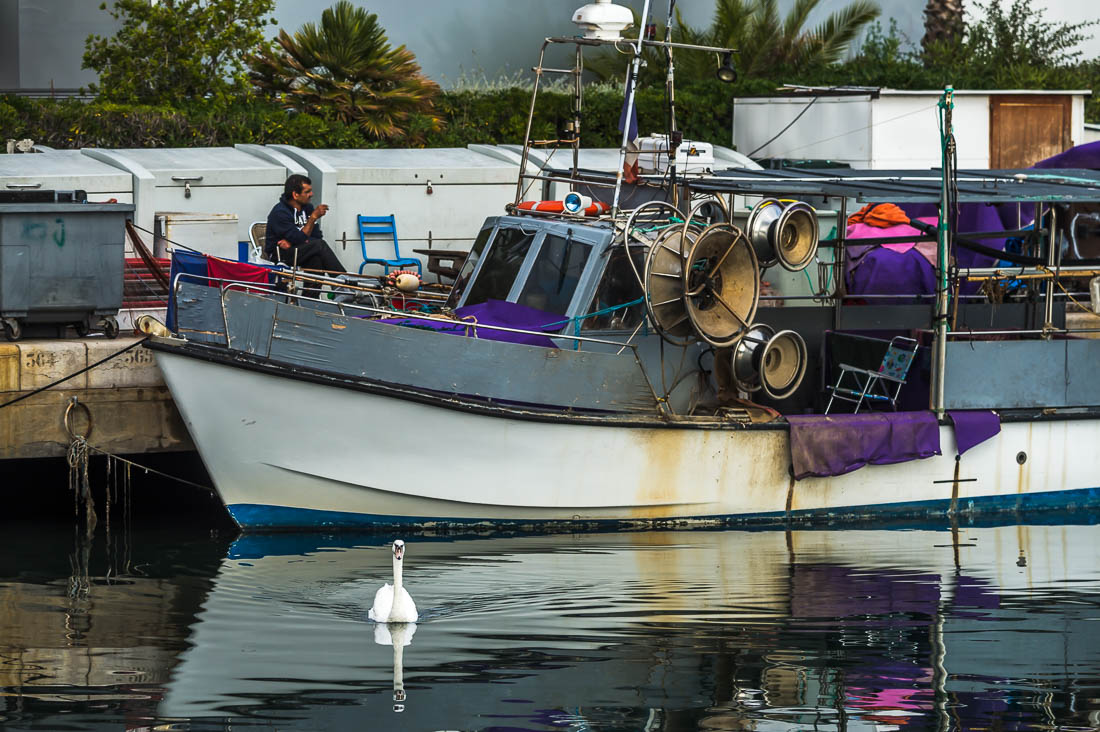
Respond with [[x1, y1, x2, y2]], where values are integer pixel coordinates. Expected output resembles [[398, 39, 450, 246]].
[[369, 539, 418, 623]]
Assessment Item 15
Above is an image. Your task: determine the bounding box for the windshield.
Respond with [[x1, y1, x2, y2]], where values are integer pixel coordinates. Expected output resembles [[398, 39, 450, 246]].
[[461, 226, 537, 307], [582, 248, 646, 331], [445, 226, 492, 308], [516, 233, 591, 317]]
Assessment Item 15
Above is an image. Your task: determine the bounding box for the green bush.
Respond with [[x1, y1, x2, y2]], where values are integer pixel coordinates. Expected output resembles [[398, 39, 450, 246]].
[[0, 84, 738, 151]]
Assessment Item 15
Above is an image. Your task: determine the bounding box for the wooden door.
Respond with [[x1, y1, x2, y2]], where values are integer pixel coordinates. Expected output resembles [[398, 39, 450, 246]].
[[989, 95, 1072, 169]]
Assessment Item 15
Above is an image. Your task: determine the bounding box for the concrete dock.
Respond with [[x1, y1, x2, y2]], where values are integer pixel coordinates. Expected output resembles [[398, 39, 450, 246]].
[[0, 336, 193, 460]]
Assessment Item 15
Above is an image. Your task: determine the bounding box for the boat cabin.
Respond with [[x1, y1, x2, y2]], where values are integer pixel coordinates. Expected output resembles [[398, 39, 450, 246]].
[[446, 215, 647, 336]]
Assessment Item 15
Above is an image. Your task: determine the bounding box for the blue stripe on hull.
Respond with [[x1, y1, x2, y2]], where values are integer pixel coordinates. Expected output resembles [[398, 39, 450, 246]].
[[226, 486, 1100, 531]]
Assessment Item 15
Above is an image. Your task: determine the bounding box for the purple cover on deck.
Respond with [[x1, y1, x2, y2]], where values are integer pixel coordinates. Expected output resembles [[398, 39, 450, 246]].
[[1032, 140, 1100, 169], [947, 410, 1001, 455], [786, 411, 942, 480], [384, 299, 560, 347]]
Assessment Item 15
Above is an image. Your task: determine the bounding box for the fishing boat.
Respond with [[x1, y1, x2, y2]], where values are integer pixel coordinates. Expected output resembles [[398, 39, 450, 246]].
[[148, 0, 1100, 531]]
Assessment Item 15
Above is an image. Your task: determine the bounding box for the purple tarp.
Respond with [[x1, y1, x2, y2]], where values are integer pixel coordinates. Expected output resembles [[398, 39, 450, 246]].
[[1033, 140, 1100, 169], [786, 411, 942, 480], [947, 410, 1001, 455], [384, 299, 561, 347]]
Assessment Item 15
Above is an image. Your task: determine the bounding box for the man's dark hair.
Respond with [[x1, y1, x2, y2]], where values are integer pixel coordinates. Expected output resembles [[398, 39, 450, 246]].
[[284, 174, 312, 198]]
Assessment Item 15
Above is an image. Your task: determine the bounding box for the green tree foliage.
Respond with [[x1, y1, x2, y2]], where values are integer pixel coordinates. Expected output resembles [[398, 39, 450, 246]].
[[809, 1, 1100, 118], [82, 0, 276, 104], [248, 1, 441, 142], [587, 0, 880, 86]]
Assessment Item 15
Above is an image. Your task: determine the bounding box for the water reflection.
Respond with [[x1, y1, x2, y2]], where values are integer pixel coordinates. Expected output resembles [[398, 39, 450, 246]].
[[1, 522, 1099, 730]]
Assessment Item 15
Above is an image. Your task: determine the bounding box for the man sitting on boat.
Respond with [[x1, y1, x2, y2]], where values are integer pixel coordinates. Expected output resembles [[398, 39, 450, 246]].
[[265, 174, 346, 297]]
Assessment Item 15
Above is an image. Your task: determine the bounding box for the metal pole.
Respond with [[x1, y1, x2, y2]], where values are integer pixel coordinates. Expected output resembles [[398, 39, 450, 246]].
[[1043, 205, 1058, 337], [664, 0, 679, 209], [612, 0, 651, 217], [933, 86, 953, 418], [515, 41, 551, 206], [573, 43, 582, 177], [833, 197, 847, 332]]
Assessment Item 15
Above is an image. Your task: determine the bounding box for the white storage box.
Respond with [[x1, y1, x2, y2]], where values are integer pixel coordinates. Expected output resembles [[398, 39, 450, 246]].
[[636, 135, 714, 175], [155, 212, 239, 260]]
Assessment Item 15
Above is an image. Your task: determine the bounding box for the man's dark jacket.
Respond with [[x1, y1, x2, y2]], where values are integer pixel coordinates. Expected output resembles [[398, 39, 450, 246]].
[[264, 194, 324, 260]]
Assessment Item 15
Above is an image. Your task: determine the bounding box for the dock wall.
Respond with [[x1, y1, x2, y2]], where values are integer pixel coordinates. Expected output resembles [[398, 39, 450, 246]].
[[0, 337, 193, 460]]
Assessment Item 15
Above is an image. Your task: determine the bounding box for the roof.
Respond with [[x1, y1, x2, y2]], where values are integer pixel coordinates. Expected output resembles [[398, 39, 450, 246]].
[[736, 88, 1092, 100], [688, 167, 1100, 203]]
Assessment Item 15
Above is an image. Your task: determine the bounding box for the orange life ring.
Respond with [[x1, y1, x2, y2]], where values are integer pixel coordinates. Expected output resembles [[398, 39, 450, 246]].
[[517, 200, 611, 216]]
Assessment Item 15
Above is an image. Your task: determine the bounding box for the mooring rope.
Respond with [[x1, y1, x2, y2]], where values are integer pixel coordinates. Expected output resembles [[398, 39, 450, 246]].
[[0, 336, 151, 410]]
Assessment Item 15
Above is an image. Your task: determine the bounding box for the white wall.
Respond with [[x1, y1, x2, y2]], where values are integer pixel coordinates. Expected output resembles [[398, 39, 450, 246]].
[[736, 91, 1089, 170], [733, 95, 874, 166], [868, 93, 990, 169]]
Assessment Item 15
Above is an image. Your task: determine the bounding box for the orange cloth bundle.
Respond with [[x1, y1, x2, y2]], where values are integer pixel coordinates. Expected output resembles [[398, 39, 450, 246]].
[[847, 203, 911, 228]]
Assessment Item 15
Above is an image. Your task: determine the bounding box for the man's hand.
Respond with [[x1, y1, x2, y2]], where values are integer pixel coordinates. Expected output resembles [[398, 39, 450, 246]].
[[310, 204, 330, 221], [278, 239, 291, 250]]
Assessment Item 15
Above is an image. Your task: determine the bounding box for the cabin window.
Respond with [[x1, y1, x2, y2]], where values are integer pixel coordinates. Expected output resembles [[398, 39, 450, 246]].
[[581, 248, 646, 331], [446, 226, 493, 308], [516, 233, 592, 316], [461, 226, 536, 307]]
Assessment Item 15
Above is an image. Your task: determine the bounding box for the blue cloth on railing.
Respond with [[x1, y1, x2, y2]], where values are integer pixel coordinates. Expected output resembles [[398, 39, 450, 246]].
[[166, 250, 209, 331], [786, 411, 942, 480], [947, 410, 1000, 456]]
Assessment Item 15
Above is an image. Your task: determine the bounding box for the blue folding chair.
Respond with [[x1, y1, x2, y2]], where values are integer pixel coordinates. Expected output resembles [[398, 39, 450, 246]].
[[825, 336, 919, 414], [357, 214, 421, 276]]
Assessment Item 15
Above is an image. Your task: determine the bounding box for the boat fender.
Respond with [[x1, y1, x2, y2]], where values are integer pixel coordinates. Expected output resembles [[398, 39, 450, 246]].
[[386, 270, 422, 293], [518, 199, 611, 216]]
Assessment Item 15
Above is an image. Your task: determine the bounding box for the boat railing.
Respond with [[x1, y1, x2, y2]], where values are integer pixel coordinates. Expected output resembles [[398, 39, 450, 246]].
[[171, 275, 650, 355]]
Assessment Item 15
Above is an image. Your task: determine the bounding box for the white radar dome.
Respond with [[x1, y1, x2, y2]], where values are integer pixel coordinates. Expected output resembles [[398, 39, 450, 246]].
[[572, 0, 634, 41]]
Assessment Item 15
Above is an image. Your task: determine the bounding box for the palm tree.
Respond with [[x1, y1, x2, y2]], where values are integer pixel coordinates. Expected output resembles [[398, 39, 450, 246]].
[[921, 0, 965, 55], [249, 1, 441, 142], [711, 0, 881, 80], [587, 0, 879, 86]]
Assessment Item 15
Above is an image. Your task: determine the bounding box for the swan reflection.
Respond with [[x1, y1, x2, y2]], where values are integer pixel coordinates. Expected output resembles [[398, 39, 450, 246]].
[[373, 620, 416, 713]]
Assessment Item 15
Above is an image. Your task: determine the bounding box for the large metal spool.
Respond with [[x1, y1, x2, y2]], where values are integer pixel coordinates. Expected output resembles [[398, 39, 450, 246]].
[[644, 225, 698, 346], [746, 198, 820, 272], [729, 324, 807, 400], [681, 223, 760, 347]]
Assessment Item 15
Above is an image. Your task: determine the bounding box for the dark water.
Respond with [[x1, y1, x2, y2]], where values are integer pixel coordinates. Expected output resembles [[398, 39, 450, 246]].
[[3, 511, 1100, 731]]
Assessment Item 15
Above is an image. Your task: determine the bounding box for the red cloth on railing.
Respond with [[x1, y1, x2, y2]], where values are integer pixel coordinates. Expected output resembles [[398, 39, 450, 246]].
[[207, 258, 273, 288]]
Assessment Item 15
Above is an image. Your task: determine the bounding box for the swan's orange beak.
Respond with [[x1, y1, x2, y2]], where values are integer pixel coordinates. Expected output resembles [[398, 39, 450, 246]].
[[393, 542, 405, 560]]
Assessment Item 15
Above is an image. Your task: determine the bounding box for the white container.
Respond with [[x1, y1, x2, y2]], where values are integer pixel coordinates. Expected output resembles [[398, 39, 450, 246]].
[[499, 143, 760, 202], [269, 146, 520, 273], [155, 212, 239, 260], [83, 145, 305, 244], [1091, 275, 1100, 315], [636, 134, 714, 175], [0, 150, 133, 204]]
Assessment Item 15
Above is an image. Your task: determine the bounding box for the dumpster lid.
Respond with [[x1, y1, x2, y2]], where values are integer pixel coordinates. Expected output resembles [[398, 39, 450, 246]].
[[0, 151, 132, 193]]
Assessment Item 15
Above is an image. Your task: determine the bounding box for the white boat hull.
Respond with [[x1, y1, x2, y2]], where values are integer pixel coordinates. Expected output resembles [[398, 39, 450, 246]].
[[154, 346, 1100, 530]]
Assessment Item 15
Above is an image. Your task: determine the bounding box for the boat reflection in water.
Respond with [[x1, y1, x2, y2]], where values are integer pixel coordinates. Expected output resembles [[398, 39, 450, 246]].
[[2, 522, 1099, 730]]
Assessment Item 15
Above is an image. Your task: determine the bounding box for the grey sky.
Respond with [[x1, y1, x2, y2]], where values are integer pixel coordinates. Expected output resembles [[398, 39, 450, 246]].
[[268, 0, 1100, 87]]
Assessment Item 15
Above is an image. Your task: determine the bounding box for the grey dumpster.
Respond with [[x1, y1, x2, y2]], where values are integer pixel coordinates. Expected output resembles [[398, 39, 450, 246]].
[[0, 201, 135, 340]]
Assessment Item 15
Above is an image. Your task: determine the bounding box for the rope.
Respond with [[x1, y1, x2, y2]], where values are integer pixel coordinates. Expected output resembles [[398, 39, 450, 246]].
[[83, 441, 217, 494], [541, 297, 646, 350], [0, 337, 150, 410], [1039, 266, 1093, 313]]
